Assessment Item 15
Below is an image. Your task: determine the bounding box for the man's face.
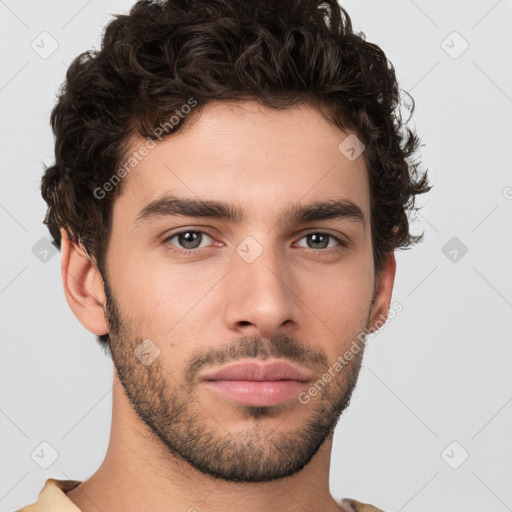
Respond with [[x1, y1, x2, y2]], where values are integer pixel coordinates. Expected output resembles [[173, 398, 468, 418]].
[[101, 100, 384, 482]]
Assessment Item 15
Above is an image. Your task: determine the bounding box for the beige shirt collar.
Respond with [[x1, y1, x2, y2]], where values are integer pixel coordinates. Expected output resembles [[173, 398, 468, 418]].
[[19, 477, 383, 512], [19, 478, 82, 512]]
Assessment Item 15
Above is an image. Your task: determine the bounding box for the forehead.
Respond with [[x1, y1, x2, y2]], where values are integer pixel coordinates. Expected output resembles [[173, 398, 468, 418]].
[[115, 100, 370, 224]]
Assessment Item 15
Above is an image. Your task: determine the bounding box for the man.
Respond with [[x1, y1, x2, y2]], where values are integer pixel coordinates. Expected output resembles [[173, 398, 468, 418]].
[[18, 0, 429, 511]]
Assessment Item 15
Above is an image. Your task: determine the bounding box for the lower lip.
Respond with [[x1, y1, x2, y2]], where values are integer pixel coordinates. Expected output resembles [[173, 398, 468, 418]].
[[203, 380, 308, 406]]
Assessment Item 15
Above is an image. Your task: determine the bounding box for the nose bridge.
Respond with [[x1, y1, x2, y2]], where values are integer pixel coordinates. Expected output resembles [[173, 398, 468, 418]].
[[222, 235, 299, 335], [240, 243, 287, 297]]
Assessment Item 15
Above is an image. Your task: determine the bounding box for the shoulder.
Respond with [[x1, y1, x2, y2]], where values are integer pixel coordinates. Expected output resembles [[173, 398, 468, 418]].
[[15, 478, 82, 512], [16, 505, 39, 512], [338, 497, 386, 512]]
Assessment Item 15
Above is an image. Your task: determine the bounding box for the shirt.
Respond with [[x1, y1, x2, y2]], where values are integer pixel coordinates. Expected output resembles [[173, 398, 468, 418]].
[[16, 478, 385, 512]]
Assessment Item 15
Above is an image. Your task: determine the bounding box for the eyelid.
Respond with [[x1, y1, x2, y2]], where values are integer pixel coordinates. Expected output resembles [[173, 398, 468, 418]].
[[163, 227, 349, 254], [163, 228, 217, 252], [294, 230, 349, 249], [163, 225, 216, 238]]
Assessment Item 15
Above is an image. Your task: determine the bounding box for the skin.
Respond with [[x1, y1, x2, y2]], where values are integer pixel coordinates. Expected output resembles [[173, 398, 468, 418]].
[[61, 100, 396, 512]]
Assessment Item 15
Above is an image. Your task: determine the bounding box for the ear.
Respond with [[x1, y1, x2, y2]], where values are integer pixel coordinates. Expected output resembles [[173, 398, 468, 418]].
[[60, 229, 109, 336], [368, 252, 396, 332]]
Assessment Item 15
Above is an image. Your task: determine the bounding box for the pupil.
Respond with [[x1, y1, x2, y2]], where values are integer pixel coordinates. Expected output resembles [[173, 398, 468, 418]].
[[310, 233, 327, 249], [180, 231, 200, 249]]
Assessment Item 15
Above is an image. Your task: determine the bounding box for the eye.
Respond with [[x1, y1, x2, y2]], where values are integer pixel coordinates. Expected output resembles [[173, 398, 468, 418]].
[[295, 232, 346, 250], [164, 230, 214, 253]]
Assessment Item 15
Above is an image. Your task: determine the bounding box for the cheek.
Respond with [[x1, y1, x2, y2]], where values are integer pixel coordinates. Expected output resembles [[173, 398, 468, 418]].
[[301, 255, 374, 358], [114, 257, 223, 338]]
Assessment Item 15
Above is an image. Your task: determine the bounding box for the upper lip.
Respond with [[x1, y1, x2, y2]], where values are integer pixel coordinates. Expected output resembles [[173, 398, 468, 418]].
[[200, 360, 313, 382]]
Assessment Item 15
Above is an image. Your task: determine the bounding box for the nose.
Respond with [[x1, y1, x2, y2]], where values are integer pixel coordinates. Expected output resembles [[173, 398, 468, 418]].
[[222, 241, 300, 338]]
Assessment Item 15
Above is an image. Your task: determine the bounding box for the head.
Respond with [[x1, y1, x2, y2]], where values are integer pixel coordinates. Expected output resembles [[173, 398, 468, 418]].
[[42, 0, 429, 483]]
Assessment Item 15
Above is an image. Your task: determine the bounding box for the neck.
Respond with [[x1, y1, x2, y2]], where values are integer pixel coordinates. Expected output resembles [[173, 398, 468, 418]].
[[66, 373, 343, 512]]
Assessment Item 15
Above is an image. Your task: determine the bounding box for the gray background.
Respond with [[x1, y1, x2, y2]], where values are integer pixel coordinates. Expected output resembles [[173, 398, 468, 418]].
[[1, 1, 511, 511]]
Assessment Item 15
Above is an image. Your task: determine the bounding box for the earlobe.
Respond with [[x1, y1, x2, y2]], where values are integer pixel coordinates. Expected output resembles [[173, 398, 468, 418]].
[[368, 252, 397, 332], [60, 229, 109, 336]]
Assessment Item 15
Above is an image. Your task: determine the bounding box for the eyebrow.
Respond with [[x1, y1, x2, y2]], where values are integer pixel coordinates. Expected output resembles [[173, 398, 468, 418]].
[[135, 195, 244, 225], [134, 194, 365, 229], [283, 199, 365, 228]]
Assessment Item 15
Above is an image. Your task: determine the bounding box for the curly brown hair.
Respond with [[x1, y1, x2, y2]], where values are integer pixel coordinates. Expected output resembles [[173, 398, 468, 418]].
[[41, 0, 430, 346]]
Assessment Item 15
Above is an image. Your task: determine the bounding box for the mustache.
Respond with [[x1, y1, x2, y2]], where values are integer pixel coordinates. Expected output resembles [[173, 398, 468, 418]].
[[183, 333, 328, 384]]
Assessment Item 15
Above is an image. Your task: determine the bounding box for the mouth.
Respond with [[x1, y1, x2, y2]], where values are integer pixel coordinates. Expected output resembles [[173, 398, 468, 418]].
[[200, 359, 313, 406]]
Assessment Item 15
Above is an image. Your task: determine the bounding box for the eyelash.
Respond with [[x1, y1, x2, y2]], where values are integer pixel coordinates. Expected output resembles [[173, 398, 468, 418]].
[[163, 229, 348, 255]]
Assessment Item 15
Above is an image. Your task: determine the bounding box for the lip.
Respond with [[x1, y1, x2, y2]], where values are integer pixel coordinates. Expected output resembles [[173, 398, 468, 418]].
[[200, 360, 313, 406], [200, 359, 313, 383]]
